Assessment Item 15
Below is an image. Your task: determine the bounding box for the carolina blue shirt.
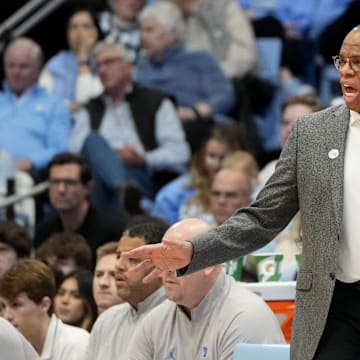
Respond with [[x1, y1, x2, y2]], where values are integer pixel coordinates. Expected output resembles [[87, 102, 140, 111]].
[[134, 44, 235, 120], [274, 0, 313, 35], [275, 0, 350, 37], [43, 50, 98, 102], [308, 0, 351, 39], [239, 0, 350, 38], [238, 0, 281, 19], [150, 174, 195, 224], [0, 83, 72, 169]]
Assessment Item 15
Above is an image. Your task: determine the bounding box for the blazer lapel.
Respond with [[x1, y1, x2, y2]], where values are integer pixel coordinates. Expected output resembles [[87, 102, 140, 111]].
[[326, 105, 350, 234]]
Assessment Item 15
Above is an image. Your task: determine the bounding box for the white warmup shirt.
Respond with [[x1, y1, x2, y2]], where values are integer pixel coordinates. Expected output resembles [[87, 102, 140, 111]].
[[338, 110, 360, 282], [40, 314, 89, 360], [87, 287, 166, 360], [127, 271, 285, 360], [0, 318, 39, 360]]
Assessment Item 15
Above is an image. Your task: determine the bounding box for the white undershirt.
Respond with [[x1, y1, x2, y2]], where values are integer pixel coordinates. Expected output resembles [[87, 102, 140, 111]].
[[39, 69, 103, 104], [338, 110, 360, 282]]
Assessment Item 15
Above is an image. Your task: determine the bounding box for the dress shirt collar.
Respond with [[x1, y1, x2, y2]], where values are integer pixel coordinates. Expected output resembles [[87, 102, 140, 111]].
[[349, 110, 360, 127]]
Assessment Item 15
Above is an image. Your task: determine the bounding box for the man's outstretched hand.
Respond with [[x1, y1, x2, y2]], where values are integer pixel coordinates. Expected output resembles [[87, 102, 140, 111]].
[[122, 238, 194, 283]]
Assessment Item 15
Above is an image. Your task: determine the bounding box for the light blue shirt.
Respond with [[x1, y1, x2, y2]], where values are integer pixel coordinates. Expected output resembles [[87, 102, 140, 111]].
[[0, 83, 72, 169], [275, 0, 313, 35], [134, 44, 235, 121], [151, 174, 195, 224], [239, 0, 350, 39], [238, 0, 281, 19], [308, 0, 351, 39]]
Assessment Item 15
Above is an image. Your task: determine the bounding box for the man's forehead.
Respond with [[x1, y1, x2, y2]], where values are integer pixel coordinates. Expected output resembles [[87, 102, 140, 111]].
[[97, 47, 119, 59], [0, 291, 29, 304], [117, 235, 146, 252], [50, 163, 80, 173], [0, 241, 14, 251], [50, 163, 80, 179], [214, 170, 245, 186], [6, 47, 31, 58], [96, 253, 116, 268], [341, 31, 360, 52]]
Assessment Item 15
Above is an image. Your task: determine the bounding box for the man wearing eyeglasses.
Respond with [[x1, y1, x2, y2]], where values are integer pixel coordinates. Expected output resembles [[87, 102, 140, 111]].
[[33, 152, 124, 266], [210, 168, 253, 227], [123, 25, 360, 360], [69, 41, 190, 217]]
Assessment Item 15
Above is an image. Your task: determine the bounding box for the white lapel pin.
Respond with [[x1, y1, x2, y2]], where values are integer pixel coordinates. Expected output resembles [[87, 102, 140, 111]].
[[328, 149, 339, 159]]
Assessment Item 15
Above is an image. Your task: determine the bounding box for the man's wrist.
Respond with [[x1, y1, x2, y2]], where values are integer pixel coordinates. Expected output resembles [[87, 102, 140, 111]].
[[176, 241, 194, 277]]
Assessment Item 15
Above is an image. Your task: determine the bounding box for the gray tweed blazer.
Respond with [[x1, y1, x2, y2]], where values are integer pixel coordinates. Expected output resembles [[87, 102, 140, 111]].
[[187, 104, 350, 360]]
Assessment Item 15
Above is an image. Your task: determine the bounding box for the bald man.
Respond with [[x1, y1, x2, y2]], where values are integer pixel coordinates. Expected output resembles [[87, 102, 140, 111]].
[[123, 25, 360, 360], [126, 218, 284, 360]]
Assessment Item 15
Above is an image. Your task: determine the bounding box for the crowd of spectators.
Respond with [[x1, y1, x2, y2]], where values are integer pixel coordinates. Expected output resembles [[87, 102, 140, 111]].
[[0, 0, 356, 358]]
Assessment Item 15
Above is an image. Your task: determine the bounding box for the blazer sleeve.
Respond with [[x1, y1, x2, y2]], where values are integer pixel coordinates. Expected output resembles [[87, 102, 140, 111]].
[[186, 118, 300, 274]]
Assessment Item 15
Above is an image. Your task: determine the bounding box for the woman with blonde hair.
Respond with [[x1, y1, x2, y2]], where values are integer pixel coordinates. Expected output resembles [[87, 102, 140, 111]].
[[222, 150, 260, 195], [152, 123, 249, 224]]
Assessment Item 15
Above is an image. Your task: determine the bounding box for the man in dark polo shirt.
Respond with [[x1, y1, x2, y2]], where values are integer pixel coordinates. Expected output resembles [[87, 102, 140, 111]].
[[34, 152, 124, 265]]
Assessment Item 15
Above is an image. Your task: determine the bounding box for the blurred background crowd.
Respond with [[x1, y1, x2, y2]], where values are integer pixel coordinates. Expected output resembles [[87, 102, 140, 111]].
[[0, 0, 357, 356]]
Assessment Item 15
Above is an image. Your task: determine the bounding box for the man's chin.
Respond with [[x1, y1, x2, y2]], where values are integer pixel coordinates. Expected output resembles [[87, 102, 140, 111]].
[[55, 205, 73, 212], [215, 216, 227, 225]]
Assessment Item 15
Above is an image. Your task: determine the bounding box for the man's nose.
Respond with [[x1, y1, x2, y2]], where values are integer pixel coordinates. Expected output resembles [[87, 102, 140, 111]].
[[340, 59, 356, 75], [115, 255, 127, 272], [3, 307, 12, 321], [60, 293, 70, 303], [99, 274, 111, 286]]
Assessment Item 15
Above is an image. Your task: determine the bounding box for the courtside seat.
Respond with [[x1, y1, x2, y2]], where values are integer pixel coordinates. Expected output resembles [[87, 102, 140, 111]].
[[233, 343, 290, 360]]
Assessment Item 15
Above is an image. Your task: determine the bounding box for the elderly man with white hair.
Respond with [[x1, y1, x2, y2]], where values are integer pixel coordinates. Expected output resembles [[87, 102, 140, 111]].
[[69, 40, 190, 214], [126, 218, 285, 360], [134, 1, 235, 152], [0, 37, 71, 174]]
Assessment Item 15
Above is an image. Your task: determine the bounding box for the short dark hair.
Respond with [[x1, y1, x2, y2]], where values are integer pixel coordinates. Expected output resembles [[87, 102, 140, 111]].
[[124, 220, 169, 245], [0, 220, 32, 258], [36, 232, 92, 271], [66, 6, 103, 40], [0, 259, 56, 315], [48, 152, 92, 185]]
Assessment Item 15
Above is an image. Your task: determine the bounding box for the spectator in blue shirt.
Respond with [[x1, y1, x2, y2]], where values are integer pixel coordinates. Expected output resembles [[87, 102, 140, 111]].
[[0, 37, 72, 177], [134, 1, 235, 152], [39, 7, 103, 111]]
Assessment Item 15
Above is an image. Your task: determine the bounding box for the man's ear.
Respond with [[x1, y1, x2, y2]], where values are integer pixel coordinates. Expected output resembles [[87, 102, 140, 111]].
[[203, 266, 216, 277], [40, 296, 52, 314], [166, 30, 178, 45], [204, 264, 223, 278]]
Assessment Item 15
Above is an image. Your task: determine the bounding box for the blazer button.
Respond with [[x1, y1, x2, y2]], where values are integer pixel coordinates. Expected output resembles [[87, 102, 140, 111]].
[[329, 272, 336, 280]]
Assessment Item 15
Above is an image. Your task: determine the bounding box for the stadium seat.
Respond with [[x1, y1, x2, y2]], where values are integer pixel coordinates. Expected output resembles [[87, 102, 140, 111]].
[[233, 343, 290, 360]]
